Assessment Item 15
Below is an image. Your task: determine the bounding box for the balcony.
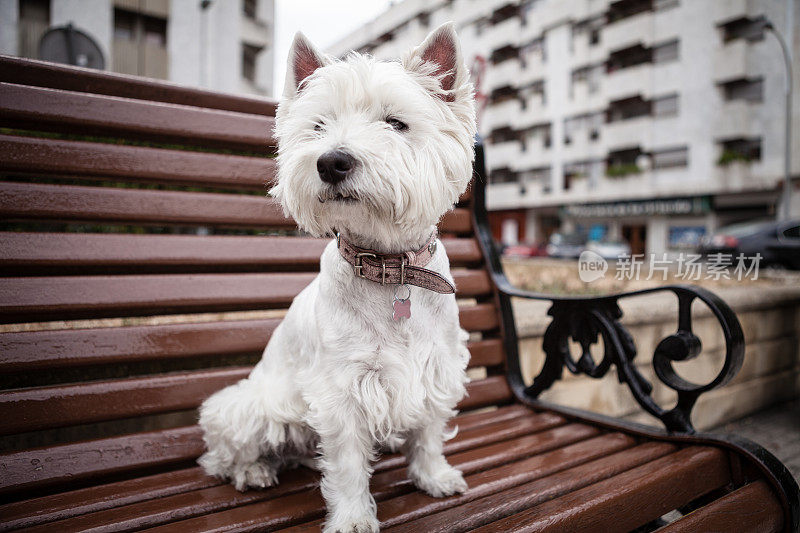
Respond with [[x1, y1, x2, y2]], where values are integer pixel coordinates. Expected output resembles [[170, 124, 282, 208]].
[[714, 40, 748, 83], [513, 97, 547, 130], [715, 100, 756, 139], [604, 116, 653, 151], [603, 10, 654, 51], [453, 0, 496, 23], [484, 15, 522, 53], [483, 98, 520, 133], [487, 59, 521, 92], [485, 140, 521, 171], [241, 15, 271, 49], [604, 63, 653, 100], [518, 54, 545, 87], [714, 0, 747, 24], [513, 141, 551, 172]]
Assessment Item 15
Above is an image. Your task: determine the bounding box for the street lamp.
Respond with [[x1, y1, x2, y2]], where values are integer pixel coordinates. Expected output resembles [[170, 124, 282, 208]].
[[763, 20, 793, 220]]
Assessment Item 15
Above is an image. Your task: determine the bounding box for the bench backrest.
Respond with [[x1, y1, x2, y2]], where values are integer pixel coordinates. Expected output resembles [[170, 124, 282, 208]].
[[0, 56, 510, 500]]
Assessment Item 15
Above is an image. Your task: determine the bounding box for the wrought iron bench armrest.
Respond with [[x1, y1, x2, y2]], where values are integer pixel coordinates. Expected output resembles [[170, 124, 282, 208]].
[[492, 273, 745, 434], [469, 141, 744, 434]]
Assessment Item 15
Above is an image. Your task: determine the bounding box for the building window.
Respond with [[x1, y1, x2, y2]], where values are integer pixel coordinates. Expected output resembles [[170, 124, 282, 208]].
[[608, 147, 643, 167], [721, 78, 764, 102], [652, 94, 679, 116], [607, 43, 651, 71], [18, 0, 50, 59], [490, 44, 519, 65], [489, 85, 519, 105], [719, 138, 762, 163], [242, 43, 262, 83], [653, 39, 679, 63], [490, 167, 518, 183], [720, 16, 766, 43], [488, 126, 519, 144], [654, 0, 679, 10], [113, 8, 168, 79], [520, 38, 543, 67], [607, 0, 654, 24], [243, 0, 258, 19], [607, 95, 651, 122], [490, 3, 519, 25], [418, 12, 430, 28], [651, 146, 688, 169]]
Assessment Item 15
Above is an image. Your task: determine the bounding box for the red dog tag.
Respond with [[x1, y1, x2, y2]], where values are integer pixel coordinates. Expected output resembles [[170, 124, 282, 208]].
[[393, 298, 411, 320]]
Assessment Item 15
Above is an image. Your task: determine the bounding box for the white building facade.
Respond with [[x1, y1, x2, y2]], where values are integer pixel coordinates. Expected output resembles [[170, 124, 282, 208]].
[[330, 0, 800, 256], [0, 0, 275, 97]]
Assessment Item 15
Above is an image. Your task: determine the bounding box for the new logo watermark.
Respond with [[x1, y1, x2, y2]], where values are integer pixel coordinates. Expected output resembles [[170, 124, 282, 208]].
[[578, 252, 762, 283], [578, 251, 608, 282]]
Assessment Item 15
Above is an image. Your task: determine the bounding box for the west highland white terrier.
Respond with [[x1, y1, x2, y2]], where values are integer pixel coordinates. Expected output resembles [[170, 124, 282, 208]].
[[198, 22, 477, 532]]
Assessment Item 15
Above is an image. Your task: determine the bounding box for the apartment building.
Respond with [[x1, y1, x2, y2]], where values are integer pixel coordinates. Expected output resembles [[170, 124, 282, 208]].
[[330, 0, 799, 255], [0, 0, 275, 97]]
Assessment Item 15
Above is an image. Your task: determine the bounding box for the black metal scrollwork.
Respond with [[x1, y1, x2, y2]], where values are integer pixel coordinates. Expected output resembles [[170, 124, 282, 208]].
[[470, 140, 746, 435], [527, 287, 745, 434]]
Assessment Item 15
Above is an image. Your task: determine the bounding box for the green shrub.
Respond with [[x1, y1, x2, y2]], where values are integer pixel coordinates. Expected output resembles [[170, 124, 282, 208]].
[[717, 149, 751, 166], [605, 163, 642, 178]]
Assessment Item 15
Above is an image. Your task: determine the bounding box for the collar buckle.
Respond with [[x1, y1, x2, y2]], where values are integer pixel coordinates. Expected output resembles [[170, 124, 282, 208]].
[[354, 252, 376, 279]]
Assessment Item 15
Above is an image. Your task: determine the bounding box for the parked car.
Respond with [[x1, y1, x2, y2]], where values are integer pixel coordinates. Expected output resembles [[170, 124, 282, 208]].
[[503, 243, 548, 258], [586, 238, 632, 260], [699, 219, 800, 269], [546, 232, 587, 259]]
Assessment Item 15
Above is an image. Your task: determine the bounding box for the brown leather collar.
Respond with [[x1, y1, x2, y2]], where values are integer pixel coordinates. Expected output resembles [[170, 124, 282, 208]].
[[336, 232, 456, 294]]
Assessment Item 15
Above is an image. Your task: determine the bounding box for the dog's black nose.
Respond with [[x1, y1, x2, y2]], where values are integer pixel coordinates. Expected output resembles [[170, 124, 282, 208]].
[[317, 150, 355, 184]]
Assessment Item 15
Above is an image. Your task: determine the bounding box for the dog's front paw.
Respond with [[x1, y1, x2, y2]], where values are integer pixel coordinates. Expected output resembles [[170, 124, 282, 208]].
[[412, 465, 468, 498], [322, 514, 379, 533]]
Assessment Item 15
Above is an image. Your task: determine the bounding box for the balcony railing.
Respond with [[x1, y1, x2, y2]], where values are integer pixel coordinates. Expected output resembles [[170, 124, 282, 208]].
[[603, 10, 655, 51], [713, 40, 748, 83]]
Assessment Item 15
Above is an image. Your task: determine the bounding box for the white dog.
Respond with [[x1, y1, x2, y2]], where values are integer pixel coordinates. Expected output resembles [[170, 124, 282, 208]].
[[198, 22, 477, 533]]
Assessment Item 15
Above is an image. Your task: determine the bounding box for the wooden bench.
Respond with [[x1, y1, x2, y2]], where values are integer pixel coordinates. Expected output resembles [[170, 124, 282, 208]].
[[0, 55, 797, 532]]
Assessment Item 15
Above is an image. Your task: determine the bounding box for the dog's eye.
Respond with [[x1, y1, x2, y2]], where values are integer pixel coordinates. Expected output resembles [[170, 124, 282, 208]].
[[385, 117, 408, 131], [313, 123, 323, 132]]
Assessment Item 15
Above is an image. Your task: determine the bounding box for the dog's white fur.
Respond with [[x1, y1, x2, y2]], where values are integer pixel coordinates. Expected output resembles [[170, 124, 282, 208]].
[[198, 23, 477, 533]]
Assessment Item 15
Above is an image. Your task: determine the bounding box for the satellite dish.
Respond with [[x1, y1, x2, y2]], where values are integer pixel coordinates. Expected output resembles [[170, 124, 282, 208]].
[[39, 24, 105, 70]]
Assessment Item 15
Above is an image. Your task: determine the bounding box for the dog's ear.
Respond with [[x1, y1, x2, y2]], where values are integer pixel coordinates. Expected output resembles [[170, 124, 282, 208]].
[[404, 22, 466, 103], [284, 32, 328, 98]]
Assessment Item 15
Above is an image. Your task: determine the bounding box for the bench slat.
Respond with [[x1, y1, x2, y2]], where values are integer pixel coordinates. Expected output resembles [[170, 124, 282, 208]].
[[0, 409, 563, 497], [0, 305, 499, 372], [0, 425, 204, 497], [0, 134, 274, 190], [383, 441, 677, 533], [0, 82, 275, 149], [0, 374, 510, 436], [34, 425, 604, 533], [123, 414, 568, 533], [470, 446, 731, 533], [0, 181, 291, 228], [656, 480, 784, 533], [0, 233, 481, 274], [0, 270, 490, 323], [0, 55, 278, 115], [0, 406, 533, 531], [0, 182, 472, 233], [287, 432, 636, 532]]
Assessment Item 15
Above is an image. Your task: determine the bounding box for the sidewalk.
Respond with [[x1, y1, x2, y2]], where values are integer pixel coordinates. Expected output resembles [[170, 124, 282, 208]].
[[712, 397, 800, 483]]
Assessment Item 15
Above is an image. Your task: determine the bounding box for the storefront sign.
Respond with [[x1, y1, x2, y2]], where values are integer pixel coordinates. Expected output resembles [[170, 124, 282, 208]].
[[563, 196, 711, 218]]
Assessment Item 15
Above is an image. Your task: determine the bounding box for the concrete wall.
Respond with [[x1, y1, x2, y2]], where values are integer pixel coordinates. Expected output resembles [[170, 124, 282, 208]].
[[0, 0, 19, 55], [509, 280, 800, 431]]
